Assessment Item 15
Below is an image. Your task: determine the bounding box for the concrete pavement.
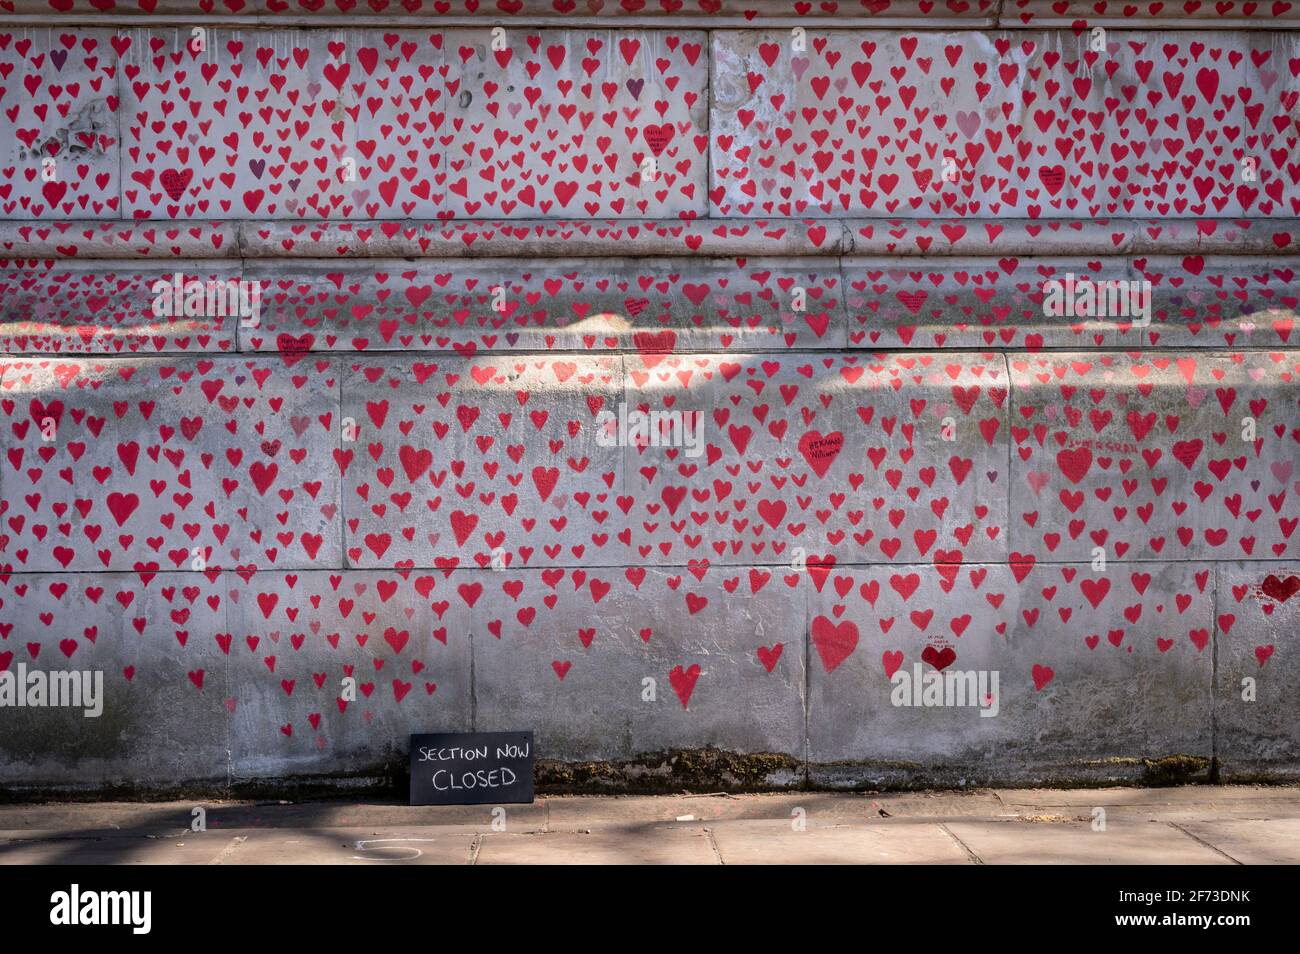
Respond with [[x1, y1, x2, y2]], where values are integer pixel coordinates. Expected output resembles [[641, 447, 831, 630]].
[[1, 785, 1297, 865]]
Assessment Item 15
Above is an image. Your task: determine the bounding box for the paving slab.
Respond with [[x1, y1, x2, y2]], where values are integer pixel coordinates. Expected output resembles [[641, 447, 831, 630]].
[[1173, 818, 1300, 865], [0, 789, 1297, 864], [944, 819, 1236, 864], [0, 831, 233, 865], [476, 826, 718, 864], [710, 819, 971, 864], [218, 828, 478, 865]]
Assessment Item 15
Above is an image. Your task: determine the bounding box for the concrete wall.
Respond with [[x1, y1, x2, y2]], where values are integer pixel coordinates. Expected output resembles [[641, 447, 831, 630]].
[[0, 9, 1297, 793]]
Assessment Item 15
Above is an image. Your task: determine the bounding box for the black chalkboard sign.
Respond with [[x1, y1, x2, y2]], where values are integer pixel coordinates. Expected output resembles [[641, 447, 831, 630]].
[[409, 731, 535, 806]]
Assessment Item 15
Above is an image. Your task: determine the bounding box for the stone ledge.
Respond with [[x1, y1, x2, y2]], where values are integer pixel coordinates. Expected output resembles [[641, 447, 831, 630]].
[[4, 256, 1296, 356], [0, 0, 1293, 28], [3, 220, 1296, 259]]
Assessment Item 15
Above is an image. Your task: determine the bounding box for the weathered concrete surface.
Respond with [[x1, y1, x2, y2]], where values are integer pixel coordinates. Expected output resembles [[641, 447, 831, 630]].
[[9, 28, 1300, 222], [806, 562, 1215, 787], [0, 0, 1001, 21], [1, 558, 1276, 791], [113, 28, 709, 220], [3, 343, 1296, 789], [0, 29, 120, 220], [0, 222, 238, 259], [1213, 562, 1300, 781], [476, 828, 718, 863], [0, 355, 342, 572], [3, 788, 1299, 865], [0, 572, 231, 791], [0, 262, 239, 354]]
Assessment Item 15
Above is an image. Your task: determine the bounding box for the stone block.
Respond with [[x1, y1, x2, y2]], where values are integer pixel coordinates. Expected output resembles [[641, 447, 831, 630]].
[[621, 351, 1009, 565], [1008, 351, 1300, 562], [471, 565, 806, 766], [224, 570, 472, 782], [844, 257, 1130, 350], [806, 561, 1214, 786], [442, 29, 709, 219], [711, 30, 1299, 219], [341, 353, 624, 569], [0, 571, 231, 789], [1127, 255, 1298, 350], [0, 355, 342, 572], [0, 29, 120, 220], [239, 218, 846, 258], [118, 29, 447, 220]]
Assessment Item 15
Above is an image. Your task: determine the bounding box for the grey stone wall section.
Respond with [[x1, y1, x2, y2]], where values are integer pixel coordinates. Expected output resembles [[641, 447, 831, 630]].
[[1, 17, 1297, 792], [1130, 256, 1300, 350], [807, 562, 1215, 786], [441, 29, 710, 219], [340, 353, 625, 569], [117, 28, 449, 221], [472, 566, 807, 765], [224, 570, 473, 782], [0, 572, 232, 790], [1008, 351, 1300, 564], [843, 256, 1135, 350], [710, 30, 1300, 219], [237, 218, 848, 257], [620, 351, 1009, 566]]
